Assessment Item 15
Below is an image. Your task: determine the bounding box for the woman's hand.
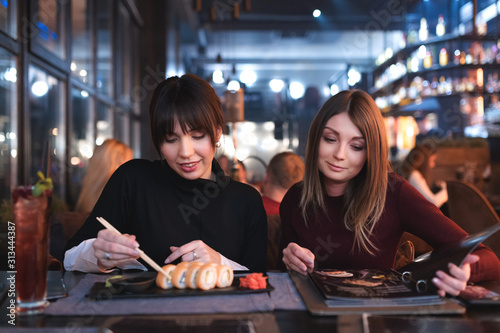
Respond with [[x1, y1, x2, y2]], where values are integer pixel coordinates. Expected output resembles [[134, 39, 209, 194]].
[[432, 254, 479, 297], [282, 242, 315, 275], [165, 240, 221, 264], [93, 229, 141, 270], [436, 180, 447, 191]]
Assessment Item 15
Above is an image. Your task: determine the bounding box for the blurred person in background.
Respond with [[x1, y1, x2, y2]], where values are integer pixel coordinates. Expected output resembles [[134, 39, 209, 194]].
[[75, 139, 134, 213], [261, 152, 305, 215], [216, 154, 232, 176], [396, 141, 448, 209]]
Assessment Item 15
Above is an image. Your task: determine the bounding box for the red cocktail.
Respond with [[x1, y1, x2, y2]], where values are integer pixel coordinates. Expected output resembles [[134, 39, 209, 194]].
[[12, 186, 51, 315]]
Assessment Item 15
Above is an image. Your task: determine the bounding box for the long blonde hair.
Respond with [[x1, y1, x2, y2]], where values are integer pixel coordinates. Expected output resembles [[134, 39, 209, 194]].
[[75, 139, 133, 212], [300, 90, 389, 255]]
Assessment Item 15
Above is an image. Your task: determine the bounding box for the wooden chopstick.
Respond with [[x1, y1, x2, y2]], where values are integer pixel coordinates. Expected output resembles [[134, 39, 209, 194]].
[[96, 217, 169, 278]]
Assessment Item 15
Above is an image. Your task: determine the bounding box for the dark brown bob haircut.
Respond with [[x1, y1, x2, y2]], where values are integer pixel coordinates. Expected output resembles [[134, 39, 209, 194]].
[[149, 74, 224, 156]]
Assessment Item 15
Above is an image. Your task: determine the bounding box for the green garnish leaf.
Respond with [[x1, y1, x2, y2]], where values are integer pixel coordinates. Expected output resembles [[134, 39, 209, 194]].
[[33, 171, 53, 197]]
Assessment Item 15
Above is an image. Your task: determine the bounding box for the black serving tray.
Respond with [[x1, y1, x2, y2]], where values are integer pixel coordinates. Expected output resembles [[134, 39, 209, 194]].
[[86, 272, 273, 301]]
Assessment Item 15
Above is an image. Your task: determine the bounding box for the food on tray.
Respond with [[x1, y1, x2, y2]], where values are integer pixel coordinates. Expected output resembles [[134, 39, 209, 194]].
[[195, 263, 218, 290], [171, 262, 191, 289], [239, 273, 268, 290], [156, 264, 176, 290], [317, 270, 354, 278], [216, 265, 234, 288], [155, 262, 234, 291]]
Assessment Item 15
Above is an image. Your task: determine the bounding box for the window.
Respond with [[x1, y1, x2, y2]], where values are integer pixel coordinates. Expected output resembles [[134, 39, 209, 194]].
[[96, 0, 112, 96], [114, 108, 129, 144], [0, 0, 17, 38], [32, 0, 67, 59], [71, 0, 93, 85], [117, 2, 132, 102], [0, 49, 17, 199], [0, 0, 144, 205], [96, 101, 112, 145], [29, 65, 65, 198], [68, 87, 94, 206]]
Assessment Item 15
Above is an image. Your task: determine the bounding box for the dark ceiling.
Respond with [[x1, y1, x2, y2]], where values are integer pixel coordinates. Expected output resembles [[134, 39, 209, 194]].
[[197, 0, 407, 31], [171, 0, 424, 120]]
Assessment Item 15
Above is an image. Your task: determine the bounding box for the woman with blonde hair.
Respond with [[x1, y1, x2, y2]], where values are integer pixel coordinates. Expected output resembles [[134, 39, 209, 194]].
[[75, 139, 134, 213], [279, 90, 500, 297]]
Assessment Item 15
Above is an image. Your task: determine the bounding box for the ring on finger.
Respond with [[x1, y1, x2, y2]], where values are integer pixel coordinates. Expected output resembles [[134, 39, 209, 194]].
[[192, 250, 198, 261], [105, 252, 111, 260]]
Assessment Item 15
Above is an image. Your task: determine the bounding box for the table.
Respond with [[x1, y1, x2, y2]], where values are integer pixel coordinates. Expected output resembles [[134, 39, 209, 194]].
[[1, 271, 500, 332]]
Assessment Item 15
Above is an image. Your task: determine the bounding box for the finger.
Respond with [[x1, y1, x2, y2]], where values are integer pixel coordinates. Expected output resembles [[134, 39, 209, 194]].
[[287, 243, 315, 269], [290, 246, 315, 268], [164, 241, 198, 263], [432, 270, 466, 296], [169, 246, 200, 262], [98, 229, 139, 249], [283, 249, 310, 272], [283, 245, 307, 271], [461, 254, 479, 265], [94, 238, 140, 259], [285, 259, 308, 275], [448, 262, 469, 282]]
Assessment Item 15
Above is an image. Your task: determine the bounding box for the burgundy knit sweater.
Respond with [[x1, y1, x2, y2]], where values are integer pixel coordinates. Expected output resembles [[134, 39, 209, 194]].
[[279, 173, 500, 283]]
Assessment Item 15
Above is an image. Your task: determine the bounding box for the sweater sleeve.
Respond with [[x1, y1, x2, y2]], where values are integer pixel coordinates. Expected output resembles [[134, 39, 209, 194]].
[[397, 176, 500, 282]]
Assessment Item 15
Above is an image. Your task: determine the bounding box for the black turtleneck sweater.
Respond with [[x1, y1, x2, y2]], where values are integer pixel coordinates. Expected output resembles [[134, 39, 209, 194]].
[[65, 159, 268, 272]]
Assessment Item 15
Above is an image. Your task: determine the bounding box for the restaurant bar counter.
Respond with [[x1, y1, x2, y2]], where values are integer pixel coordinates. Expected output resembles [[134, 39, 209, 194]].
[[1, 270, 500, 332]]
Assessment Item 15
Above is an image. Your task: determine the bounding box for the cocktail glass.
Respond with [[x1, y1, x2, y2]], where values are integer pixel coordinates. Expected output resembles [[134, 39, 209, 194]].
[[12, 186, 51, 315]]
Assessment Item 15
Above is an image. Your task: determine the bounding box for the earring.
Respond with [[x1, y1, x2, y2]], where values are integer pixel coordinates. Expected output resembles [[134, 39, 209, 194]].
[[216, 142, 221, 148]]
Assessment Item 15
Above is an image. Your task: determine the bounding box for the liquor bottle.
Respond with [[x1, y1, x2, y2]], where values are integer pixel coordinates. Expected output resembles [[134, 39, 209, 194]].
[[465, 48, 473, 64], [497, 40, 500, 64], [460, 51, 466, 65], [436, 15, 446, 37], [437, 76, 446, 95], [419, 18, 429, 42], [466, 77, 475, 92], [439, 48, 448, 66], [445, 77, 453, 94], [424, 51, 433, 68], [408, 28, 418, 45], [454, 50, 461, 65], [430, 77, 439, 95]]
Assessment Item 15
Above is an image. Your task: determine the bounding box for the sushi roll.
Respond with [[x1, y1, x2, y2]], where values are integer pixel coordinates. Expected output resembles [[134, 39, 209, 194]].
[[155, 264, 176, 290], [216, 265, 234, 288], [195, 263, 218, 290], [185, 262, 204, 289], [176, 261, 191, 270], [171, 263, 190, 289]]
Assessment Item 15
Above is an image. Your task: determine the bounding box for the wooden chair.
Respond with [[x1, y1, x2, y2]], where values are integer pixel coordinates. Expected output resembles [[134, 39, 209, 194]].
[[50, 211, 89, 263], [266, 214, 282, 271], [446, 180, 500, 259]]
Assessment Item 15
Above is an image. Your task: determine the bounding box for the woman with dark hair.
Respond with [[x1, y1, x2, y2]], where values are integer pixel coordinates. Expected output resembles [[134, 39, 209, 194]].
[[64, 74, 267, 273], [396, 142, 448, 208], [279, 90, 500, 297]]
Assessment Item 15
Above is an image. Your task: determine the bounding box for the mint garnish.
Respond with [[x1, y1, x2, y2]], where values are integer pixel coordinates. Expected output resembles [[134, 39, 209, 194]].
[[32, 171, 53, 197]]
